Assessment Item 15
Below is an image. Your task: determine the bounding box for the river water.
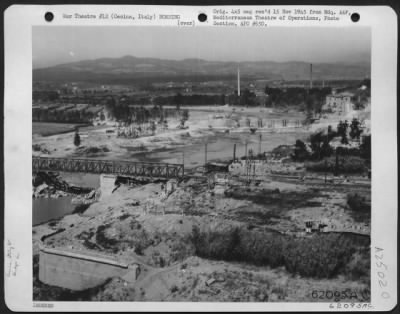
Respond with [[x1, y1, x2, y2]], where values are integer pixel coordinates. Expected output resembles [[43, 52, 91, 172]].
[[33, 196, 75, 226], [32, 173, 100, 226], [130, 130, 309, 168]]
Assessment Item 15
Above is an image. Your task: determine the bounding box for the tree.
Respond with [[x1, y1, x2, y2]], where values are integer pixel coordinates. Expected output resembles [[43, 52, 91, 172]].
[[349, 118, 363, 140], [219, 94, 226, 106], [337, 121, 344, 137], [304, 109, 314, 125], [174, 93, 183, 111], [342, 120, 349, 144], [292, 139, 310, 162], [74, 130, 81, 147], [150, 121, 156, 135], [309, 131, 333, 160], [182, 109, 189, 122], [310, 132, 324, 160], [248, 148, 254, 160], [321, 137, 334, 158], [360, 135, 371, 161], [105, 97, 116, 117], [240, 89, 257, 107], [337, 120, 349, 145]]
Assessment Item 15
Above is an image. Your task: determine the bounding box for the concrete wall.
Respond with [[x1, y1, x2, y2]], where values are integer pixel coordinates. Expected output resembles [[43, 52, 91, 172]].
[[99, 174, 116, 200], [39, 247, 132, 291]]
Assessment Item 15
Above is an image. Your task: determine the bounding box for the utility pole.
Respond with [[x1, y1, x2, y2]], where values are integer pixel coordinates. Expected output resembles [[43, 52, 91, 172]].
[[238, 68, 241, 96], [258, 133, 262, 157], [325, 126, 329, 183], [334, 148, 339, 176], [205, 142, 208, 166], [233, 143, 236, 161]]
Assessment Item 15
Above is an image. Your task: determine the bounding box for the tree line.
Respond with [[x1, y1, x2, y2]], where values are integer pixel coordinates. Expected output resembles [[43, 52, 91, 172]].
[[293, 119, 370, 162], [32, 107, 98, 123], [105, 99, 187, 125], [264, 86, 332, 114], [153, 93, 226, 107]]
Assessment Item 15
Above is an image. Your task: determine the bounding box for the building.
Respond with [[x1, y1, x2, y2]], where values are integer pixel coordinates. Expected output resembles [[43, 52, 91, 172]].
[[322, 91, 354, 116], [255, 91, 267, 107]]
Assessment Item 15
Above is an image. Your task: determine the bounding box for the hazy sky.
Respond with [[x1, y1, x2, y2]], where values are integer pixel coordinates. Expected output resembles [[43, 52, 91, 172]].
[[33, 26, 370, 69]]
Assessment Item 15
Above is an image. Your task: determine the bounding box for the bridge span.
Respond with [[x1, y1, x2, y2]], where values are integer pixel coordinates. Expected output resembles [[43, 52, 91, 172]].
[[32, 156, 184, 180]]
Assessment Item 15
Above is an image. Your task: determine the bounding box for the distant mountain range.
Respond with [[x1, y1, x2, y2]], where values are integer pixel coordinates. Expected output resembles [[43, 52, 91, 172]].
[[33, 55, 370, 83]]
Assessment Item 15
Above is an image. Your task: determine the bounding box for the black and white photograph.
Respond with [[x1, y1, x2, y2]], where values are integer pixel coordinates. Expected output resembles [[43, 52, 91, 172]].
[[3, 5, 398, 310], [30, 25, 374, 302]]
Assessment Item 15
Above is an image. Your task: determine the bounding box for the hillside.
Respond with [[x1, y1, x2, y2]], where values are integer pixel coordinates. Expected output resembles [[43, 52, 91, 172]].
[[33, 56, 370, 84]]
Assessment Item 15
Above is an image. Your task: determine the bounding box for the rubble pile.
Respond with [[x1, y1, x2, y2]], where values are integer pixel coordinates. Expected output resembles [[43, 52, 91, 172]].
[[33, 183, 69, 199]]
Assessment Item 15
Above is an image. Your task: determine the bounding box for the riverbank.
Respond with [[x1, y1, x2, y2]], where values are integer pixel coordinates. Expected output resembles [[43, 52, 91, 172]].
[[33, 122, 91, 137]]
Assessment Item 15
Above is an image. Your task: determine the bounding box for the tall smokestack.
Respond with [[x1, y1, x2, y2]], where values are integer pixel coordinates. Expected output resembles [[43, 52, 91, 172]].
[[310, 63, 313, 89], [237, 68, 241, 96]]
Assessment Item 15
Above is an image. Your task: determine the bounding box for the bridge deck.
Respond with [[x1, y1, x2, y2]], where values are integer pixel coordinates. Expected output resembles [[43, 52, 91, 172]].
[[33, 157, 184, 179]]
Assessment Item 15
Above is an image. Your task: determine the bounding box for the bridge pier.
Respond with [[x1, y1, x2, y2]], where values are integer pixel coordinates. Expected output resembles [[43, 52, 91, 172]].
[[100, 174, 117, 200]]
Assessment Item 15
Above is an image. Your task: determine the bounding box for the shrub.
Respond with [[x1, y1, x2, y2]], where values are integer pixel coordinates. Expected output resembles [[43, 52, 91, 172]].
[[306, 156, 366, 174], [191, 225, 240, 261], [336, 146, 361, 156], [271, 145, 294, 159], [190, 226, 370, 279], [305, 158, 335, 173], [74, 131, 81, 147], [360, 135, 371, 161], [345, 249, 370, 283], [95, 224, 118, 249], [118, 213, 131, 221], [291, 140, 310, 162], [33, 144, 42, 152], [309, 132, 334, 160], [340, 156, 366, 173], [347, 193, 370, 212], [170, 285, 179, 293], [73, 203, 91, 214]]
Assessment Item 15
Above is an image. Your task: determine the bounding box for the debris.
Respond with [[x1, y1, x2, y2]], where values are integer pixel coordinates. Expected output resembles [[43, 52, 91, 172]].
[[205, 278, 216, 287], [130, 200, 140, 206], [215, 275, 225, 283], [86, 190, 96, 199]]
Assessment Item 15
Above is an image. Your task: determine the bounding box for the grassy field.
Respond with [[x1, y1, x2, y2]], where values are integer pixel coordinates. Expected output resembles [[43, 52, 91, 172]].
[[33, 122, 88, 136]]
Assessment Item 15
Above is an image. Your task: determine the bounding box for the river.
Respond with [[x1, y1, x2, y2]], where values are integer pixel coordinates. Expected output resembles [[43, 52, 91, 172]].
[[129, 130, 309, 168], [32, 173, 100, 226], [33, 196, 75, 226]]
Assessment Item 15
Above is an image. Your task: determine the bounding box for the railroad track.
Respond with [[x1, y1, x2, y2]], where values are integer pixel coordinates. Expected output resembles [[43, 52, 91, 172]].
[[269, 175, 371, 190]]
